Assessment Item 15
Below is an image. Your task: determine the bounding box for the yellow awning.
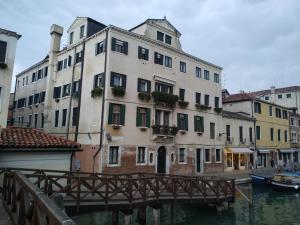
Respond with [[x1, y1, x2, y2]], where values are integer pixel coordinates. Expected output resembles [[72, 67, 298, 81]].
[[224, 147, 253, 154]]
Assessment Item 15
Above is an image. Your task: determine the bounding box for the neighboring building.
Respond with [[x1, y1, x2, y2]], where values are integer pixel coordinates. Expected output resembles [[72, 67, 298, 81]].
[[222, 110, 255, 171], [289, 112, 300, 162], [0, 28, 21, 129], [7, 92, 14, 125], [223, 93, 291, 168], [13, 17, 224, 175], [250, 86, 300, 114], [0, 127, 80, 170]]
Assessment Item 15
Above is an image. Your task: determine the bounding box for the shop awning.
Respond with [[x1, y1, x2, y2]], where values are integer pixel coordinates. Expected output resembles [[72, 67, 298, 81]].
[[292, 148, 300, 152], [224, 147, 253, 154], [258, 149, 272, 153], [279, 149, 295, 153]]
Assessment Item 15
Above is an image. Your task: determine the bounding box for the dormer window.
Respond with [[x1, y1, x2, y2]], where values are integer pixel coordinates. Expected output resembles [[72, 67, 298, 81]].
[[165, 35, 172, 45], [80, 25, 85, 38], [0, 41, 7, 63], [69, 32, 74, 45], [157, 31, 164, 42]]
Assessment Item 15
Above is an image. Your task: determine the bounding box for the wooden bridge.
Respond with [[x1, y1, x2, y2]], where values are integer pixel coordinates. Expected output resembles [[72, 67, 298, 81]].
[[0, 168, 235, 225]]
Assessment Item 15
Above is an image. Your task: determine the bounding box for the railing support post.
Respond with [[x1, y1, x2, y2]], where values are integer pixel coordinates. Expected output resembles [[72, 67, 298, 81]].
[[137, 206, 146, 225]]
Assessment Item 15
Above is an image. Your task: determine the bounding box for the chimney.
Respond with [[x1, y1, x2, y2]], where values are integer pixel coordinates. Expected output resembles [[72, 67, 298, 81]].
[[44, 24, 63, 131], [240, 90, 245, 94], [270, 86, 276, 94]]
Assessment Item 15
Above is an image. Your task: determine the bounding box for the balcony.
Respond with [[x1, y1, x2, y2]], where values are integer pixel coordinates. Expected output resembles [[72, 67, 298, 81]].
[[151, 91, 178, 108], [152, 125, 178, 137]]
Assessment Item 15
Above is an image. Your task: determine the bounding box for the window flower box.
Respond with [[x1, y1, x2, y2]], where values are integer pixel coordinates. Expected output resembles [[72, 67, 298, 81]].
[[196, 131, 203, 136], [151, 91, 178, 108], [91, 88, 102, 98], [112, 86, 125, 97], [178, 101, 189, 108], [195, 103, 211, 110], [138, 126, 148, 131], [214, 107, 223, 113], [0, 62, 7, 69], [138, 92, 151, 101], [110, 124, 122, 129]]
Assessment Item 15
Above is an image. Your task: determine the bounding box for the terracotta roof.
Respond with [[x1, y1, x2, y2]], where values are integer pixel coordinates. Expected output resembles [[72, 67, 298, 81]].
[[222, 93, 254, 103], [250, 86, 300, 96], [0, 127, 80, 149], [222, 110, 255, 121]]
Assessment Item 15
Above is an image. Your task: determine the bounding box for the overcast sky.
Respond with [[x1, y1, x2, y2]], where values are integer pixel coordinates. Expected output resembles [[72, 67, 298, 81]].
[[1, 0, 299, 93]]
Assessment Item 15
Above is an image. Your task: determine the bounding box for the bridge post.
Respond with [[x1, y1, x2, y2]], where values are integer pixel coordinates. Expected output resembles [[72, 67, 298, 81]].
[[112, 210, 119, 225], [122, 209, 133, 225], [137, 206, 147, 225], [152, 205, 161, 225]]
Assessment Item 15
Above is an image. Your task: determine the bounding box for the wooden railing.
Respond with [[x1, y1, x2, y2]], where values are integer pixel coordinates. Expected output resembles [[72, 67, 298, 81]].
[[2, 171, 76, 225]]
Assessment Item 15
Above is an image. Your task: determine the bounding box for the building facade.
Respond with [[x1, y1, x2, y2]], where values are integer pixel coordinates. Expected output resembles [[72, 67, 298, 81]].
[[0, 28, 21, 128], [13, 17, 224, 175]]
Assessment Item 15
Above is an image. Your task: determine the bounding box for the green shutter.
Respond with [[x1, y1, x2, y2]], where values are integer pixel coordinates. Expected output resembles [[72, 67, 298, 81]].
[[123, 41, 128, 55], [146, 108, 151, 128], [145, 49, 149, 61], [177, 113, 180, 128], [185, 114, 188, 131], [138, 46, 142, 59], [111, 37, 116, 51], [200, 117, 204, 132], [108, 103, 113, 124], [136, 107, 141, 127], [194, 116, 197, 132], [120, 104, 126, 125], [122, 74, 127, 89]]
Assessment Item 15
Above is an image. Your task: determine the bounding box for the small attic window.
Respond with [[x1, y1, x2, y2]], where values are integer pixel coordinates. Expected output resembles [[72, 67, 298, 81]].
[[165, 35, 172, 45], [69, 32, 74, 45], [157, 31, 164, 42], [80, 25, 85, 38]]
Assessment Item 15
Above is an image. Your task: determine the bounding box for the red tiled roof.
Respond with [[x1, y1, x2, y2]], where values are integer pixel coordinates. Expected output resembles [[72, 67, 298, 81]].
[[222, 93, 254, 103], [0, 127, 80, 149], [250, 86, 300, 96]]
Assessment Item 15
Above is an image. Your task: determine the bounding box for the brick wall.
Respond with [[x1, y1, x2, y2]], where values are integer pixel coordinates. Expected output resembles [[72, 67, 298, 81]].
[[74, 144, 99, 173]]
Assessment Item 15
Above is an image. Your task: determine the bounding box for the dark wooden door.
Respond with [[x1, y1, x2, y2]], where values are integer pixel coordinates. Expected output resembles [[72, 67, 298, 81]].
[[157, 146, 166, 173], [196, 148, 202, 173], [234, 154, 239, 170]]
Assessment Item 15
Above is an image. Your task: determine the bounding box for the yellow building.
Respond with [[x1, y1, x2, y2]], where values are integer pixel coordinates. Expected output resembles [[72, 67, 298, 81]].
[[223, 93, 291, 168]]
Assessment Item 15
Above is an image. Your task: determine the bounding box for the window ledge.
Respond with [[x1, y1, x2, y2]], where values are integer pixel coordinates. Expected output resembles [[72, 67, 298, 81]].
[[138, 126, 148, 131], [178, 162, 187, 165], [107, 164, 121, 167], [204, 161, 212, 164], [179, 130, 187, 134], [109, 124, 123, 129], [136, 162, 147, 166], [196, 132, 203, 136]]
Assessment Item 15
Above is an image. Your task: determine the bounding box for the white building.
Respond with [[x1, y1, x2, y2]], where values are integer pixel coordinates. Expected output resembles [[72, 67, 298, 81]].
[[0, 28, 21, 128]]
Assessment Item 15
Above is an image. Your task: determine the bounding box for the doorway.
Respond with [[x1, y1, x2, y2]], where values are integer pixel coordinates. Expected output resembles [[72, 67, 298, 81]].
[[196, 148, 202, 173], [234, 154, 239, 170], [157, 146, 166, 173]]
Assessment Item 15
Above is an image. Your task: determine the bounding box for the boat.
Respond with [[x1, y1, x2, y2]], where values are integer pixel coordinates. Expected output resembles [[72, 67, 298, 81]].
[[249, 173, 272, 186], [271, 172, 300, 191]]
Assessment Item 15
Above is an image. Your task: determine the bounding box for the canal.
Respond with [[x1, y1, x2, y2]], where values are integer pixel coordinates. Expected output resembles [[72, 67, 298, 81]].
[[72, 185, 300, 225]]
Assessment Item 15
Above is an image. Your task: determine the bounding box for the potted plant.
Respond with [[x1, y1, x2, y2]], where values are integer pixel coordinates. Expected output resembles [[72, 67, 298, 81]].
[[151, 91, 178, 108], [178, 101, 189, 108], [138, 92, 151, 101], [214, 107, 223, 113], [0, 62, 7, 69], [90, 88, 102, 98], [112, 86, 125, 97]]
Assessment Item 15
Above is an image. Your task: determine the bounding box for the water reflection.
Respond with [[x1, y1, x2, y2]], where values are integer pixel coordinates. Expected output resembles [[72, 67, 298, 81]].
[[72, 185, 300, 225]]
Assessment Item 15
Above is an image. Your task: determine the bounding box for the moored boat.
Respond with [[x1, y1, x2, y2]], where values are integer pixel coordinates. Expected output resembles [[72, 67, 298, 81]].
[[271, 173, 300, 191], [250, 173, 272, 186]]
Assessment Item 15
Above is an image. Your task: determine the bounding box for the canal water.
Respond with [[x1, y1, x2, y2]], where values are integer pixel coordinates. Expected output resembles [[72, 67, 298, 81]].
[[72, 185, 300, 225]]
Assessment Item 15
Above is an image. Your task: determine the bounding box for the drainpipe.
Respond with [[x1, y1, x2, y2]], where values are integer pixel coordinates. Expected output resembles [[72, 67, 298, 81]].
[[11, 76, 18, 126], [74, 42, 86, 142], [93, 29, 109, 173], [251, 100, 257, 168]]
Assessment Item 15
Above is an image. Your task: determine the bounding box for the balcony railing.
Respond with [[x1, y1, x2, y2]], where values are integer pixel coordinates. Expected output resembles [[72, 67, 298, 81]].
[[152, 125, 178, 136]]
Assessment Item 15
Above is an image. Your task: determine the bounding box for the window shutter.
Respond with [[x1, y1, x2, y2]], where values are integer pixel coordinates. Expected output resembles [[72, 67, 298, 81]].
[[185, 114, 188, 131], [58, 86, 61, 98], [138, 46, 142, 59], [146, 108, 151, 128], [200, 117, 204, 132], [147, 80, 151, 93], [123, 41, 128, 55], [122, 74, 127, 89], [145, 49, 149, 61], [111, 37, 116, 51], [137, 78, 141, 92], [108, 103, 113, 124], [103, 39, 106, 52], [154, 52, 158, 64], [194, 116, 197, 132], [120, 104, 126, 125], [110, 72, 115, 87], [177, 113, 180, 128], [0, 41, 7, 62], [94, 75, 98, 89], [95, 43, 99, 55], [136, 108, 141, 127], [160, 54, 164, 65], [68, 56, 72, 67]]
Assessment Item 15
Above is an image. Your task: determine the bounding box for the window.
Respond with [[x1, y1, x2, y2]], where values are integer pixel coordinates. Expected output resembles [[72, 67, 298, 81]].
[[111, 37, 128, 54], [80, 25, 85, 38], [155, 82, 173, 94], [34, 114, 38, 128], [291, 118, 295, 126], [269, 106, 272, 116], [195, 92, 201, 104], [210, 122, 215, 139], [180, 61, 186, 73], [41, 113, 44, 128], [22, 77, 25, 86], [110, 72, 126, 89], [149, 151, 154, 165], [204, 94, 210, 106], [178, 148, 186, 163], [53, 86, 61, 99], [204, 70, 209, 80], [0, 41, 7, 63], [239, 126, 243, 143], [286, 93, 291, 98], [109, 146, 120, 165], [137, 78, 151, 93], [69, 32, 74, 45], [28, 115, 32, 128], [136, 107, 150, 128], [214, 97, 219, 108], [155, 110, 170, 126], [26, 76, 28, 85], [282, 110, 288, 119], [57, 61, 63, 71], [240, 154, 246, 166], [177, 113, 188, 131], [195, 67, 201, 78], [54, 110, 59, 127], [31, 73, 37, 82], [63, 58, 68, 69], [44, 67, 48, 77], [194, 116, 204, 132], [137, 147, 147, 164], [33, 93, 39, 104], [226, 125, 231, 142], [214, 73, 220, 83], [256, 126, 261, 140], [17, 98, 26, 108], [62, 84, 71, 97], [215, 149, 221, 163], [165, 35, 172, 45], [108, 103, 125, 125], [72, 80, 80, 94], [254, 102, 261, 114], [205, 149, 211, 162], [154, 52, 164, 65], [278, 94, 282, 99], [93, 74, 103, 89], [275, 108, 282, 118], [28, 95, 33, 106], [164, 56, 172, 68], [278, 129, 281, 142], [227, 153, 233, 167], [138, 46, 149, 60], [270, 128, 274, 141], [157, 31, 164, 41], [72, 107, 79, 126], [179, 88, 185, 101], [284, 130, 288, 142], [265, 96, 269, 100], [62, 109, 67, 127], [68, 56, 72, 67], [75, 51, 83, 63], [95, 41, 105, 55]]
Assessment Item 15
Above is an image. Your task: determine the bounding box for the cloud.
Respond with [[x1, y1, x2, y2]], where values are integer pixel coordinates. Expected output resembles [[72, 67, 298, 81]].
[[0, 0, 299, 93]]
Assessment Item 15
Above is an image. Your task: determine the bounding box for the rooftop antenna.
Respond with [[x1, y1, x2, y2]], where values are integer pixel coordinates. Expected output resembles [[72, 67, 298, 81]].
[[164, 15, 166, 19]]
